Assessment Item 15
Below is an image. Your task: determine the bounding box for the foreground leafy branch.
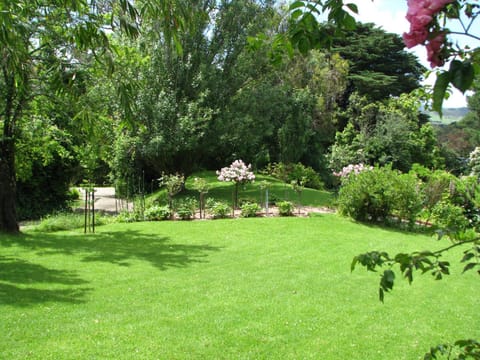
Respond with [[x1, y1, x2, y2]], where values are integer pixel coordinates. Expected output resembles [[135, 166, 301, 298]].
[[351, 236, 480, 302], [352, 234, 480, 359]]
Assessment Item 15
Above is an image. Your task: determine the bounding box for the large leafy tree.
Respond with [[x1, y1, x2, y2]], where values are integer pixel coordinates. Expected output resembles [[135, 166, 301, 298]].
[[0, 0, 187, 233], [329, 93, 443, 173]]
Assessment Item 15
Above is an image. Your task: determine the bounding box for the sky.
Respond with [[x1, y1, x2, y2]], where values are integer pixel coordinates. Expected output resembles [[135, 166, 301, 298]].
[[345, 0, 475, 108]]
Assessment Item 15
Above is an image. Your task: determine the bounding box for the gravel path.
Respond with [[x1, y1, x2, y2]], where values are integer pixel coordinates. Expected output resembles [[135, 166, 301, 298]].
[[77, 187, 335, 218]]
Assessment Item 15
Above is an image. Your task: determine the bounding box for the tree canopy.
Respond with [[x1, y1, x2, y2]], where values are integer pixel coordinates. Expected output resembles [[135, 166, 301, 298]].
[[332, 23, 425, 101]]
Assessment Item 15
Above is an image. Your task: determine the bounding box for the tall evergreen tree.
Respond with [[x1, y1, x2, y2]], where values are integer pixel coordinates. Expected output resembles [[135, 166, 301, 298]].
[[332, 23, 425, 102]]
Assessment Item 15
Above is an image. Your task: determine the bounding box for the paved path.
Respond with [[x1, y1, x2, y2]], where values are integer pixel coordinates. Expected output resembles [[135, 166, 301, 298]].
[[77, 187, 131, 213]]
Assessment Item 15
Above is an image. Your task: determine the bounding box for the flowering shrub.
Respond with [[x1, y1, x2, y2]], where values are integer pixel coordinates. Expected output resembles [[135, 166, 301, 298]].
[[333, 163, 373, 179], [217, 160, 255, 208], [216, 160, 255, 183]]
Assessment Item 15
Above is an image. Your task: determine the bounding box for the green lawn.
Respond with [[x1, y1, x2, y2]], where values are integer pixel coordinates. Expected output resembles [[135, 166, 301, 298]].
[[1, 215, 478, 359], [150, 170, 334, 208]]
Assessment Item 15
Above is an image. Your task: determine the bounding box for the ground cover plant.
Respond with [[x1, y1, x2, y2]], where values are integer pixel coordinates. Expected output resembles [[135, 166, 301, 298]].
[[1, 215, 478, 359]]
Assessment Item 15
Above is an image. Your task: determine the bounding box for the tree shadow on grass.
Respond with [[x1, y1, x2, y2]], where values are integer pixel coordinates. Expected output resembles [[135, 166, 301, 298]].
[[0, 256, 92, 307], [1, 229, 221, 271], [0, 282, 92, 307], [0, 230, 221, 306]]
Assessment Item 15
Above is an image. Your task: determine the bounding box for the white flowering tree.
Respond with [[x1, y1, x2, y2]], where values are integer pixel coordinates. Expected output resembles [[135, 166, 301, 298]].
[[216, 160, 255, 209]]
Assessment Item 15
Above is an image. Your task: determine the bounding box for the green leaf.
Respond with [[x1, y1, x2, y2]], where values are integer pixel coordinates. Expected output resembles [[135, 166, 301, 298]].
[[291, 9, 304, 20], [346, 3, 359, 14], [342, 13, 357, 30], [432, 71, 451, 116], [449, 60, 474, 93], [351, 256, 358, 272], [463, 262, 477, 273], [461, 252, 475, 263], [297, 36, 311, 55], [289, 1, 305, 11]]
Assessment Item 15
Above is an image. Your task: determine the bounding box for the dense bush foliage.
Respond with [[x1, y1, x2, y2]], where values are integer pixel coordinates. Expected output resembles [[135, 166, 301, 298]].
[[176, 197, 198, 220], [264, 162, 323, 190], [207, 200, 231, 219], [277, 201, 295, 216], [337, 166, 422, 225], [337, 163, 480, 232], [240, 202, 261, 218], [144, 205, 172, 221]]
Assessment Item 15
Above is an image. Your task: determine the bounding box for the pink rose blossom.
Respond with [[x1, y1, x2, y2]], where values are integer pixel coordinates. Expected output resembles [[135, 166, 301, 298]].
[[426, 33, 446, 67], [403, 0, 454, 67]]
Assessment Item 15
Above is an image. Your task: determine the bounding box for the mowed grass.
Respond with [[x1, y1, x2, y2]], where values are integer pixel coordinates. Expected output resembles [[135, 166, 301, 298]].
[[1, 215, 478, 359], [150, 170, 334, 208]]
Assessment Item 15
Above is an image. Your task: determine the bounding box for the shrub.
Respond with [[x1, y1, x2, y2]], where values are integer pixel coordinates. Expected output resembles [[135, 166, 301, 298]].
[[337, 166, 422, 224], [144, 205, 172, 221], [290, 163, 324, 190], [176, 207, 194, 220], [239, 197, 257, 207], [431, 201, 469, 233], [265, 162, 323, 190], [421, 170, 456, 216], [277, 201, 294, 216], [240, 202, 261, 218], [208, 201, 231, 219], [116, 210, 141, 223], [337, 167, 394, 222], [176, 197, 197, 220], [159, 173, 184, 209], [391, 173, 424, 227]]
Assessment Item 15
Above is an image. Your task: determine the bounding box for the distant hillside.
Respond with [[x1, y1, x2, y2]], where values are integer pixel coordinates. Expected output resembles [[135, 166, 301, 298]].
[[426, 107, 470, 125]]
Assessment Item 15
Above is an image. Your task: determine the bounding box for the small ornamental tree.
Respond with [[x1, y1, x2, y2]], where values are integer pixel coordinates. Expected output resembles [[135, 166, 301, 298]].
[[192, 177, 210, 219], [216, 160, 255, 209], [159, 173, 184, 212]]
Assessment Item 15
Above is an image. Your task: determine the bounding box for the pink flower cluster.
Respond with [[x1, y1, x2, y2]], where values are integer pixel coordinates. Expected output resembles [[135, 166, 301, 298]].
[[402, 0, 454, 67], [216, 160, 255, 183], [333, 163, 373, 178]]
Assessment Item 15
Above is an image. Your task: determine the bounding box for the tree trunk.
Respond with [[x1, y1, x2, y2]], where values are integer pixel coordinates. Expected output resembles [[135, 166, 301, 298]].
[[0, 138, 19, 233]]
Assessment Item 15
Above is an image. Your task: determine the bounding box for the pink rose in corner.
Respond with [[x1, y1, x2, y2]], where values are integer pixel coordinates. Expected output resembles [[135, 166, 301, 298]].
[[403, 0, 455, 67]]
